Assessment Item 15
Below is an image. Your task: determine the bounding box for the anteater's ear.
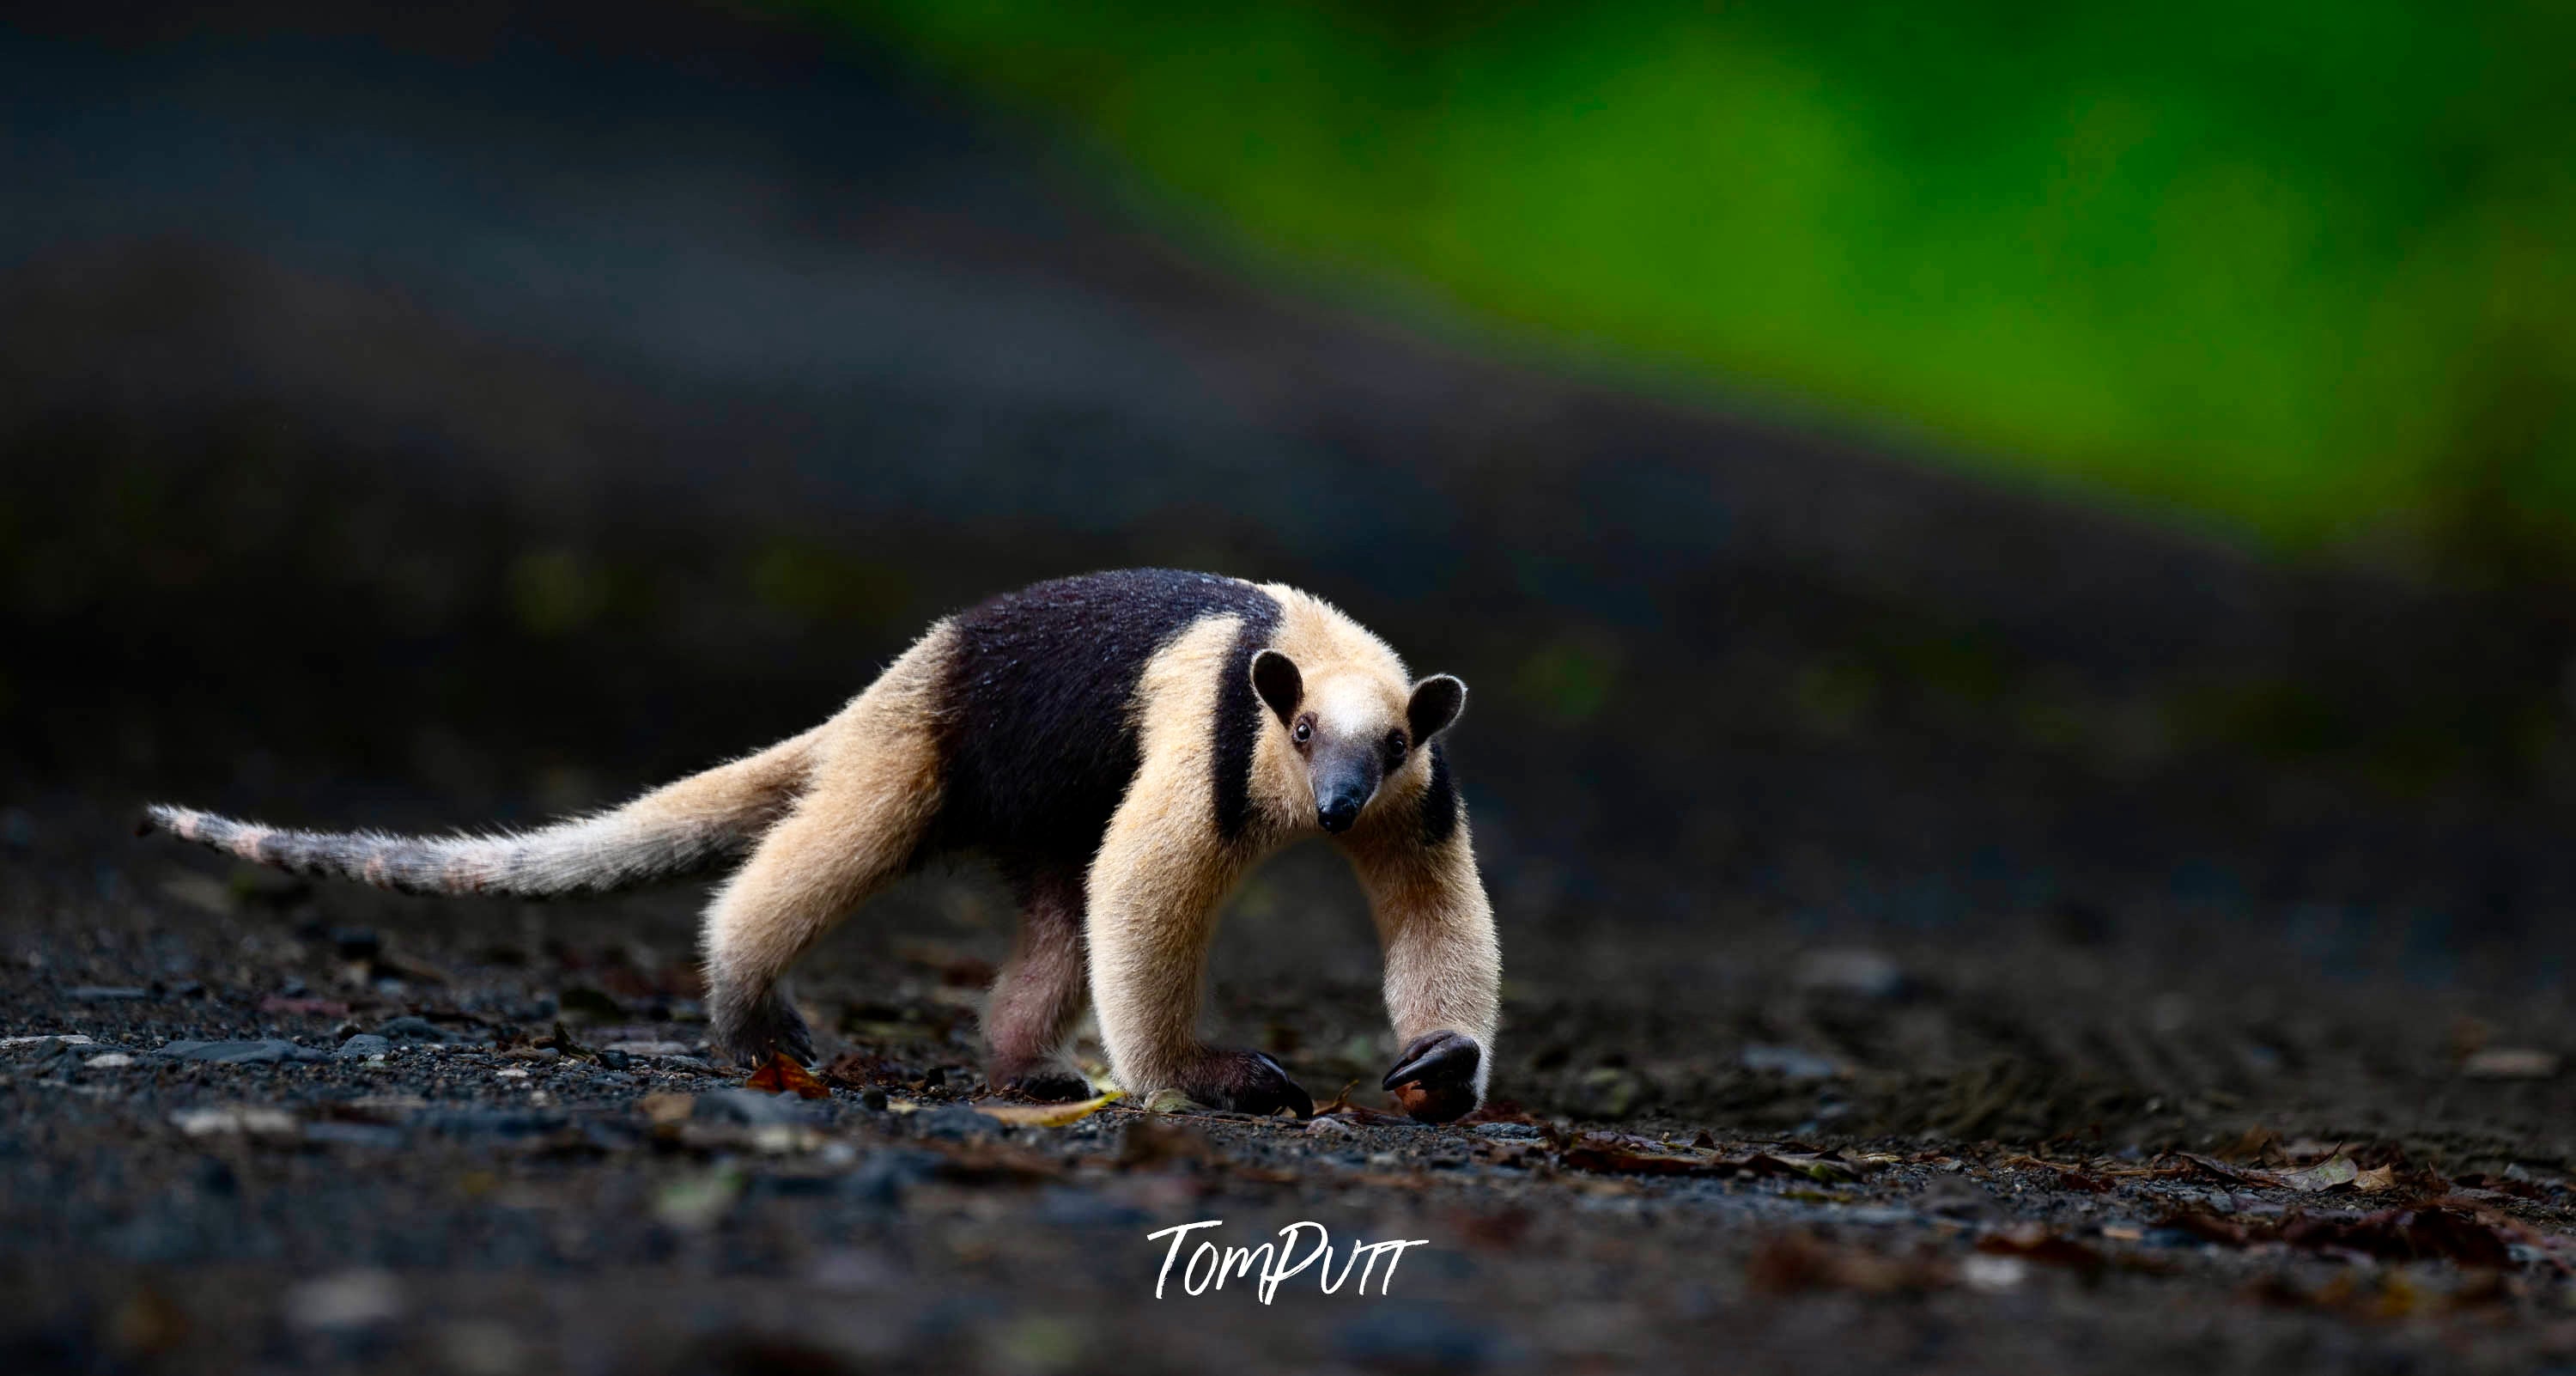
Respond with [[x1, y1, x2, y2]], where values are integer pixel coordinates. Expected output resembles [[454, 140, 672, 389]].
[[1408, 674, 1467, 743], [1250, 649, 1304, 727]]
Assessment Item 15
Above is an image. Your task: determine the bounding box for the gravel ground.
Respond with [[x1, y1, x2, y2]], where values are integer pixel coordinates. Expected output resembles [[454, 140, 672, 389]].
[[12, 797, 2576, 1375]]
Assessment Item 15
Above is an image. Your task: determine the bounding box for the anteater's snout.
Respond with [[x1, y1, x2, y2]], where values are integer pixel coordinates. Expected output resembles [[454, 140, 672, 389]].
[[1317, 794, 1364, 833]]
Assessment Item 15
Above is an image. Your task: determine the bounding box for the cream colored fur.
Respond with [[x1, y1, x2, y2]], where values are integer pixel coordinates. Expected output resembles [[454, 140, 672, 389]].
[[700, 622, 955, 1050], [1088, 586, 1502, 1099]]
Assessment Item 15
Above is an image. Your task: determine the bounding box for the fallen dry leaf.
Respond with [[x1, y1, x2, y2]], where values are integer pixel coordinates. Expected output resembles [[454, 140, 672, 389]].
[[744, 1053, 829, 1099], [2274, 1154, 2360, 1193], [2353, 1165, 2400, 1194], [1560, 1132, 1724, 1176], [2004, 1154, 2114, 1193], [2217, 1126, 2287, 1165], [2173, 1152, 2269, 1188], [1312, 1081, 1410, 1126], [973, 1091, 1121, 1127], [1747, 1151, 1865, 1185]]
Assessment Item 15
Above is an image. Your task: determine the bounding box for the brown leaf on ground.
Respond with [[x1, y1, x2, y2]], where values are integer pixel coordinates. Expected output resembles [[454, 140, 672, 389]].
[[1748, 1233, 1949, 1296], [2274, 1154, 2360, 1193], [1313, 1081, 1409, 1126], [1746, 1151, 1866, 1185], [2218, 1126, 2287, 1165], [2173, 1152, 2271, 1188], [744, 1052, 829, 1099], [2003, 1154, 2114, 1193], [1559, 1132, 1725, 1176], [1977, 1225, 2108, 1281]]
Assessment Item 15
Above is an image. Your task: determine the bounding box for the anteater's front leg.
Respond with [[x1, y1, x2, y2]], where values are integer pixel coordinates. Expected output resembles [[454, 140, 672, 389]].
[[1343, 801, 1502, 1123], [1085, 795, 1311, 1117]]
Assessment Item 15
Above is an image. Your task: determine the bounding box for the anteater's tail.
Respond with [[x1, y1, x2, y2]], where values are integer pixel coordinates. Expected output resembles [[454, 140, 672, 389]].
[[140, 730, 820, 898]]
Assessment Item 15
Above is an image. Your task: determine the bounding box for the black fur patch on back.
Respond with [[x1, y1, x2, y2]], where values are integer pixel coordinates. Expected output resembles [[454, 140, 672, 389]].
[[932, 569, 1280, 875], [1210, 612, 1282, 843], [1419, 743, 1461, 847]]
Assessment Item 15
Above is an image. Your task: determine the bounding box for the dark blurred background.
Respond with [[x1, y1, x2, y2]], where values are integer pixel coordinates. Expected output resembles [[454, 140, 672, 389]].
[[8, 0, 2576, 989]]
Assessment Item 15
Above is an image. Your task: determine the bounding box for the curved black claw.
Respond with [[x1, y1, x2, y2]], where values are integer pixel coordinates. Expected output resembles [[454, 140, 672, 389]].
[[714, 991, 816, 1069], [1184, 1049, 1315, 1118], [1383, 1030, 1482, 1123]]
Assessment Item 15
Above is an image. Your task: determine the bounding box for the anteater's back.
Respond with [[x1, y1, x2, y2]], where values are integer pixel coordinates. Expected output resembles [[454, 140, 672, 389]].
[[926, 569, 1279, 878]]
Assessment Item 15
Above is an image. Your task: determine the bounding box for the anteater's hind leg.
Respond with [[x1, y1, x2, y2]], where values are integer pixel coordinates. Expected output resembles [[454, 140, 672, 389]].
[[703, 629, 952, 1065], [983, 867, 1094, 1101]]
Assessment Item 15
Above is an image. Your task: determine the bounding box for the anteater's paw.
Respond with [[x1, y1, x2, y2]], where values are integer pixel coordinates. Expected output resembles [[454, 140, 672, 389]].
[[714, 991, 816, 1069], [1384, 1031, 1482, 1123], [1182, 1048, 1315, 1118], [990, 1059, 1097, 1103]]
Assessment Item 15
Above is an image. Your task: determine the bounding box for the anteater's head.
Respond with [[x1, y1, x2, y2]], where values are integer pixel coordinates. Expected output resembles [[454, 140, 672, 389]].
[[1250, 648, 1466, 835]]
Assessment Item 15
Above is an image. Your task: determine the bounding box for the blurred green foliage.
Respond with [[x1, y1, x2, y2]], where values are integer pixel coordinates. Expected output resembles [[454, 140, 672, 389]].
[[811, 0, 2574, 568]]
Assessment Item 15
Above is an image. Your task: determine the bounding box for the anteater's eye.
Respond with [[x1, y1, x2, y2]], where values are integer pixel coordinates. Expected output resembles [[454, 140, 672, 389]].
[[1292, 718, 1313, 743], [1386, 730, 1407, 760]]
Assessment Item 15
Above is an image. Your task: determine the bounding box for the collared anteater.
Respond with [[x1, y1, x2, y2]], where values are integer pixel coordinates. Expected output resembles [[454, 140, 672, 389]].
[[145, 569, 1501, 1120]]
